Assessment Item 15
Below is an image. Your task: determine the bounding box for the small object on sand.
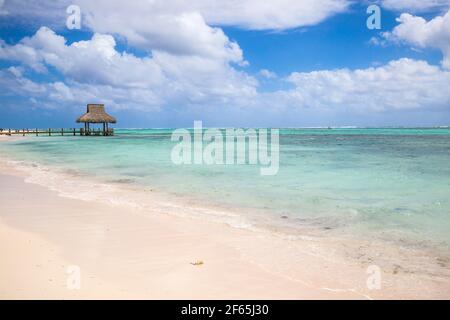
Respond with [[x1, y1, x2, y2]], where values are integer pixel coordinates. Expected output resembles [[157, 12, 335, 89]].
[[190, 260, 204, 266]]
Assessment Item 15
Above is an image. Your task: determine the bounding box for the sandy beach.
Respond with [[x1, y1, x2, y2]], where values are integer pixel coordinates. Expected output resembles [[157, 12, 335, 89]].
[[1, 0, 450, 303], [0, 161, 357, 299], [1, 138, 450, 299]]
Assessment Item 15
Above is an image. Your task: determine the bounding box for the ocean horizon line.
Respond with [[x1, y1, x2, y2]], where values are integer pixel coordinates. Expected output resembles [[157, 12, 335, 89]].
[[113, 125, 450, 130]]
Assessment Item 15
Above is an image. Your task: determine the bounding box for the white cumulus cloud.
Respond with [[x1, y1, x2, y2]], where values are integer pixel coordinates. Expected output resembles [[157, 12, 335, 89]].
[[383, 10, 450, 68], [277, 58, 450, 111], [0, 0, 350, 32], [0, 27, 257, 110], [381, 0, 450, 12], [258, 69, 277, 79]]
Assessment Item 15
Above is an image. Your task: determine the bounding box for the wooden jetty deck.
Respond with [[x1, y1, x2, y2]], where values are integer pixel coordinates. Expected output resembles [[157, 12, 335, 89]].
[[0, 128, 114, 136], [1, 104, 116, 137]]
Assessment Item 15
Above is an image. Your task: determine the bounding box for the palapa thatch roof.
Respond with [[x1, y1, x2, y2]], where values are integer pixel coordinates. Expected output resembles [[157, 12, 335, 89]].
[[76, 104, 116, 124]]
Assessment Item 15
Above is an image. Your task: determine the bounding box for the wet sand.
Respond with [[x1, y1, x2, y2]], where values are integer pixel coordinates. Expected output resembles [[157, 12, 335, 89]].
[[0, 151, 449, 299]]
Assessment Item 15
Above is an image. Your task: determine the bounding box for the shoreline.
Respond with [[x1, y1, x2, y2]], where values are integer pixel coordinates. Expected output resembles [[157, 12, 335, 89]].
[[1, 141, 450, 299], [0, 163, 362, 299]]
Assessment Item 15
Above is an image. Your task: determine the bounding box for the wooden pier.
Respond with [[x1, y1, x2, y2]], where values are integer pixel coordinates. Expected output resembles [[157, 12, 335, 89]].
[[0, 128, 114, 136], [0, 104, 116, 137]]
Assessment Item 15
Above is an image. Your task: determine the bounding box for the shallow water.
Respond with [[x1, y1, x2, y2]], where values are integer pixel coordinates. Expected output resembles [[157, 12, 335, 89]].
[[1, 128, 450, 250]]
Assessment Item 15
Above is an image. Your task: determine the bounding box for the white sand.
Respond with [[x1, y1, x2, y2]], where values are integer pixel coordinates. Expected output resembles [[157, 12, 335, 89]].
[[0, 156, 449, 299]]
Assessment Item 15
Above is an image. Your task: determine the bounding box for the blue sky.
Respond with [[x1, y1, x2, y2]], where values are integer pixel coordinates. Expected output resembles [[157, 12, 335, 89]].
[[1, 0, 450, 128], [226, 9, 442, 74]]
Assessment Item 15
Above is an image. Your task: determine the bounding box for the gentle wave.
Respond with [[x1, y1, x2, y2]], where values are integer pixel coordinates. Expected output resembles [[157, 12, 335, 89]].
[[4, 158, 258, 231]]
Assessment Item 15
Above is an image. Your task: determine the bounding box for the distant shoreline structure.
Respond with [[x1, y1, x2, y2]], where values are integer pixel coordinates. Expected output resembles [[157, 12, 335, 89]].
[[76, 104, 116, 136], [0, 104, 116, 136], [1, 124, 450, 135]]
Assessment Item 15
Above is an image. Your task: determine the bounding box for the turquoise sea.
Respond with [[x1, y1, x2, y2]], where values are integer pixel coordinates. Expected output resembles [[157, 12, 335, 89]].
[[1, 128, 450, 251]]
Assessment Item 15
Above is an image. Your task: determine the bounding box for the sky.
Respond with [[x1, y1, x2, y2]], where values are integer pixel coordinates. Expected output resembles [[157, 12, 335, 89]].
[[0, 0, 450, 128]]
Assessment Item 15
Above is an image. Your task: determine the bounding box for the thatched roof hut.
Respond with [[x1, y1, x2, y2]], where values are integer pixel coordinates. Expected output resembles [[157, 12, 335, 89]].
[[77, 104, 116, 136], [76, 104, 116, 124]]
